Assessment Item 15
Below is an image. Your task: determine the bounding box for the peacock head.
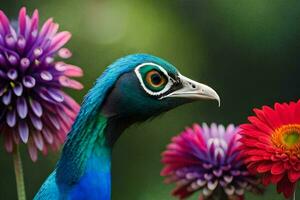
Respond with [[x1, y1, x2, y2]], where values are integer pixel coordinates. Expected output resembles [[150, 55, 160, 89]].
[[99, 54, 220, 122]]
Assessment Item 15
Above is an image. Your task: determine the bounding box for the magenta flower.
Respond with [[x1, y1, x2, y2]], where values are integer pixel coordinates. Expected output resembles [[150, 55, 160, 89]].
[[0, 7, 83, 161], [161, 123, 263, 200]]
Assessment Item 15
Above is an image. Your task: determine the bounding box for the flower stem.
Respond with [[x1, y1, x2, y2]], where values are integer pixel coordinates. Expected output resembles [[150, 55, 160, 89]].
[[291, 190, 296, 200], [293, 190, 296, 200], [13, 146, 26, 200]]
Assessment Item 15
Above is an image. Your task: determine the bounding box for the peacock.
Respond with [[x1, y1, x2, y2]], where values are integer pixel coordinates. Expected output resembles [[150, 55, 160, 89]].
[[34, 54, 220, 200]]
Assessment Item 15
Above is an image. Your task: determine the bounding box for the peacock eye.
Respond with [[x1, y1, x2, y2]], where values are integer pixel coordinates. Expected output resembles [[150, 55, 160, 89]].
[[135, 63, 173, 96], [145, 70, 166, 89]]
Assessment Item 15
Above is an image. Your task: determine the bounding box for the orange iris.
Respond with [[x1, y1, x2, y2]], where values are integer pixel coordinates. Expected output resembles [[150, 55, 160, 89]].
[[145, 70, 166, 88]]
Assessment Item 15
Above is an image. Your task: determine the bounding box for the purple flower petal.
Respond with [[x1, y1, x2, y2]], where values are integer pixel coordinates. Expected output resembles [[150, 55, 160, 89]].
[[0, 87, 6, 96], [29, 98, 43, 117], [28, 143, 38, 161], [29, 113, 43, 130], [18, 7, 27, 37], [33, 132, 44, 151], [33, 47, 43, 57], [0, 7, 82, 160], [207, 180, 218, 190], [23, 76, 36, 88], [0, 54, 6, 65], [204, 173, 213, 181], [6, 109, 16, 127], [29, 9, 39, 34], [40, 71, 53, 81], [161, 123, 264, 199], [17, 97, 28, 119], [45, 56, 54, 64], [58, 48, 72, 59], [13, 83, 23, 96], [47, 88, 64, 102], [8, 55, 18, 65], [0, 70, 6, 79], [46, 114, 60, 130], [61, 92, 80, 112], [4, 133, 13, 152], [42, 128, 53, 144], [55, 62, 65, 71], [0, 10, 11, 35], [7, 69, 18, 80], [0, 34, 3, 44], [18, 120, 29, 143], [48, 31, 71, 54], [39, 18, 54, 38], [63, 64, 83, 77], [213, 169, 223, 177], [224, 175, 233, 183], [224, 186, 235, 195], [17, 36, 26, 50], [2, 90, 11, 105], [59, 76, 83, 90], [20, 58, 30, 69], [38, 88, 57, 103], [231, 170, 241, 176], [5, 34, 16, 48]]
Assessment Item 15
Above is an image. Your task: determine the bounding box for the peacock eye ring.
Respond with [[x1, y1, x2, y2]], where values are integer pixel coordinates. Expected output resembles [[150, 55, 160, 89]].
[[135, 63, 173, 96], [146, 70, 166, 88]]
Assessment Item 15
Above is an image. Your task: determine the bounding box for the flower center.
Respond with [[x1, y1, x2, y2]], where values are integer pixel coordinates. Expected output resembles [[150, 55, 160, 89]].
[[272, 124, 300, 151], [283, 132, 299, 147]]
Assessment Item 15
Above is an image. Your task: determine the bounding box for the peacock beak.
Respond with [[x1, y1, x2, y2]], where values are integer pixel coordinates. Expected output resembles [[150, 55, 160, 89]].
[[162, 74, 220, 106]]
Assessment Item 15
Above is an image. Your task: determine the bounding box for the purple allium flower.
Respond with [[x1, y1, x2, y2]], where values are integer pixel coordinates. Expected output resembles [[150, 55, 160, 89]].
[[161, 123, 263, 200], [0, 7, 83, 161]]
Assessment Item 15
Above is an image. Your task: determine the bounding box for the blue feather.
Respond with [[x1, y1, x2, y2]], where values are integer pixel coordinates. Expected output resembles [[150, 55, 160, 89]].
[[69, 150, 111, 200], [34, 54, 188, 200]]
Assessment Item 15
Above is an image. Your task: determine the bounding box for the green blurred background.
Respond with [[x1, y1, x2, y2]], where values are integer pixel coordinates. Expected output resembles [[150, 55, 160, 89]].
[[1, 0, 300, 199]]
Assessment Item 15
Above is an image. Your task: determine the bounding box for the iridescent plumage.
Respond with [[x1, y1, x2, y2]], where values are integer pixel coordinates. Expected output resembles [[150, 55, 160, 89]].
[[35, 54, 219, 200]]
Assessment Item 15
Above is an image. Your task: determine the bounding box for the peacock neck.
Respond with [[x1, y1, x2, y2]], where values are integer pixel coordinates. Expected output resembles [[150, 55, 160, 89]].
[[56, 107, 132, 200], [54, 63, 138, 199], [56, 112, 112, 184]]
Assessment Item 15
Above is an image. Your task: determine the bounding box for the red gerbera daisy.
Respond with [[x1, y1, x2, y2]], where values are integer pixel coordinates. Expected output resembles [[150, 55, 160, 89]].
[[239, 100, 300, 199]]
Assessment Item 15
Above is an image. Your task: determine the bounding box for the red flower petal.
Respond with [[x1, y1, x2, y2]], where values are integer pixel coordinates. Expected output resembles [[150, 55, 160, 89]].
[[288, 170, 300, 182], [256, 162, 272, 173], [262, 106, 282, 130], [271, 162, 285, 175], [248, 116, 273, 135], [240, 101, 300, 200], [277, 176, 296, 198], [270, 173, 284, 184], [275, 103, 293, 125], [261, 173, 272, 186], [295, 100, 300, 123]]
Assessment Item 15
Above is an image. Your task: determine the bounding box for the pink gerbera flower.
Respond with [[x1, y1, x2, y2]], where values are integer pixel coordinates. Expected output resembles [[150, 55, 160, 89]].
[[161, 123, 263, 200], [0, 7, 83, 161], [239, 100, 300, 198]]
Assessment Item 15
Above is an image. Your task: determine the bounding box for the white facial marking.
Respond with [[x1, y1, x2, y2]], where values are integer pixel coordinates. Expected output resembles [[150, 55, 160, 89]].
[[134, 62, 174, 97]]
